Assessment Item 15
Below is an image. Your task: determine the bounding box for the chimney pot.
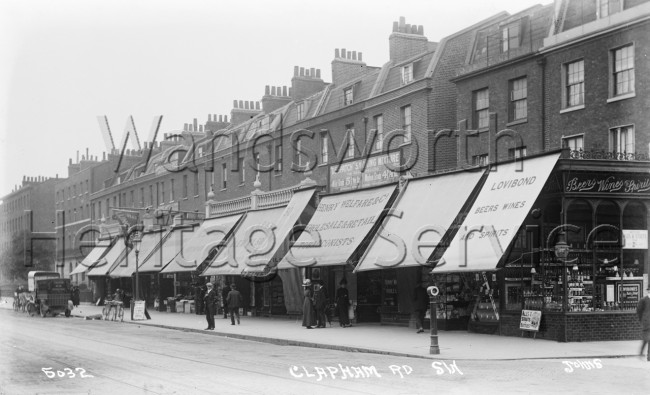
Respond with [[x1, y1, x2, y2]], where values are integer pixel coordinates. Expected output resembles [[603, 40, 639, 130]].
[[300, 67, 305, 76], [224, 115, 228, 122], [282, 86, 288, 96], [238, 100, 244, 108], [411, 25, 418, 34], [233, 100, 238, 108], [255, 102, 260, 110], [405, 23, 411, 33], [399, 16, 405, 29], [341, 48, 347, 58], [418, 25, 424, 35], [271, 86, 276, 96], [393, 21, 398, 32], [276, 87, 282, 97], [294, 65, 299, 76], [208, 114, 212, 122], [359, 52, 363, 61], [69, 158, 72, 165], [310, 67, 315, 77], [193, 118, 198, 131], [265, 85, 270, 95], [335, 48, 340, 58], [352, 51, 357, 60], [200, 125, 203, 132], [316, 69, 321, 78]]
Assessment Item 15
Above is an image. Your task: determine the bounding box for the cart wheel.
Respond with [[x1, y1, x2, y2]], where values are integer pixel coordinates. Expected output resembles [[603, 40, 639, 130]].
[[27, 303, 36, 316], [65, 309, 71, 318], [40, 308, 47, 318]]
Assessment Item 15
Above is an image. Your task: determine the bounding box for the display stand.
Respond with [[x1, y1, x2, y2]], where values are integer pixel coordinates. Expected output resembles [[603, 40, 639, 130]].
[[520, 309, 541, 339], [131, 300, 151, 320]]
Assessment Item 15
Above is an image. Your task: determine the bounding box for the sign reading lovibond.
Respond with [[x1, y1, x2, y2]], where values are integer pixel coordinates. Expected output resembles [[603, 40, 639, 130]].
[[329, 152, 400, 193], [564, 172, 650, 194], [436, 153, 560, 272]]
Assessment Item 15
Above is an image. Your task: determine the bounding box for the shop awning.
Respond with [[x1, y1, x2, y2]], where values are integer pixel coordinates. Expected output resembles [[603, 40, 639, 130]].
[[202, 188, 317, 276], [70, 239, 113, 275], [276, 184, 398, 269], [86, 238, 128, 277], [160, 214, 242, 273], [354, 170, 485, 272], [138, 225, 197, 273], [433, 153, 560, 273], [108, 231, 165, 278]]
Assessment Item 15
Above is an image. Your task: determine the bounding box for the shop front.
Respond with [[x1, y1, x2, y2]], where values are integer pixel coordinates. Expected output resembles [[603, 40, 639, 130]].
[[202, 187, 318, 317], [496, 158, 649, 341], [277, 184, 399, 323]]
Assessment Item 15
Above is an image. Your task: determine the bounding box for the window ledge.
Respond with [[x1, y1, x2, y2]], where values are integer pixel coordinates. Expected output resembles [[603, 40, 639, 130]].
[[607, 92, 635, 103], [506, 119, 528, 127], [193, 195, 200, 198], [560, 104, 585, 114], [182, 197, 188, 201]]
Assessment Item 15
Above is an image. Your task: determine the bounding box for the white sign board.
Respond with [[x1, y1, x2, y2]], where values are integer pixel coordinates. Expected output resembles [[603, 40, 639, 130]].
[[132, 300, 146, 320], [623, 229, 648, 249], [436, 153, 560, 272], [520, 310, 542, 332]]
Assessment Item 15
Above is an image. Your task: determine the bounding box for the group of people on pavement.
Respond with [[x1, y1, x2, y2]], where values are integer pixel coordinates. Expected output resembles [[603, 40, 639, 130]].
[[203, 282, 242, 330], [302, 278, 352, 329]]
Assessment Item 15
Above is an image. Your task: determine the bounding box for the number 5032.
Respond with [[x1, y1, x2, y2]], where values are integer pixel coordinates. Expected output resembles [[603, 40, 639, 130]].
[[42, 367, 94, 378]]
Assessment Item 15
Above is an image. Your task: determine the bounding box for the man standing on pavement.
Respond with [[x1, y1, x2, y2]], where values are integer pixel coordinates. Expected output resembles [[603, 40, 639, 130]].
[[412, 281, 429, 334], [637, 287, 650, 361], [221, 283, 230, 319], [227, 284, 243, 325], [203, 283, 217, 330]]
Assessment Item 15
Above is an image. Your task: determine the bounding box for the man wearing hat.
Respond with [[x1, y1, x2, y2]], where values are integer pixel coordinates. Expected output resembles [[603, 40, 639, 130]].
[[637, 287, 650, 361], [226, 284, 243, 325], [302, 279, 316, 329], [203, 283, 217, 330]]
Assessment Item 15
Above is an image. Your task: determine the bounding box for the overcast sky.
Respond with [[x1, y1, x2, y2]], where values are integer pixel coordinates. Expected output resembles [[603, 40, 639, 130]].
[[0, 0, 550, 197]]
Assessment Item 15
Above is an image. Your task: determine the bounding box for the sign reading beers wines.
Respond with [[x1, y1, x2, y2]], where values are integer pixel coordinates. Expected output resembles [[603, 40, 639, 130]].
[[436, 153, 560, 272], [564, 172, 650, 194]]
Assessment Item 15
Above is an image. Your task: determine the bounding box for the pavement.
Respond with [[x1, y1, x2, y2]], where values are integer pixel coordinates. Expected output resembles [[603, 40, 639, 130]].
[[1, 297, 643, 361]]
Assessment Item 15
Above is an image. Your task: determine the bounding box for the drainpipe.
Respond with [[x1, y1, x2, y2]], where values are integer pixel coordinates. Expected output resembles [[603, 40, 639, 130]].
[[538, 57, 547, 151]]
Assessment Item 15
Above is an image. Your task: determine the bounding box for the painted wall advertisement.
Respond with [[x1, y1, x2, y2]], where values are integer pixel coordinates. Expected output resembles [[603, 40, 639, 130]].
[[329, 152, 400, 193]]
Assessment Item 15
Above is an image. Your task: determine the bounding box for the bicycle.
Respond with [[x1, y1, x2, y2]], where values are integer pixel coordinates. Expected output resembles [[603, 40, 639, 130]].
[[102, 300, 124, 322], [13, 293, 20, 312]]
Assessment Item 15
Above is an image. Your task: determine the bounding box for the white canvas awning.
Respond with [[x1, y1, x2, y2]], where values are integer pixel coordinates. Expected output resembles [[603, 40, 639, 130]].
[[434, 153, 560, 273], [355, 170, 485, 272], [277, 184, 397, 269]]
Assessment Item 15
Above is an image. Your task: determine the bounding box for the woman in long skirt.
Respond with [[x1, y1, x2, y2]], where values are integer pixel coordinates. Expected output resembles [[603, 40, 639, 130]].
[[302, 279, 316, 329], [336, 278, 351, 327]]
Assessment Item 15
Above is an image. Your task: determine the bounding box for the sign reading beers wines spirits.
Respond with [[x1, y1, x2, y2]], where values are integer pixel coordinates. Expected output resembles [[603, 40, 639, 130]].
[[436, 153, 560, 273], [564, 172, 650, 194]]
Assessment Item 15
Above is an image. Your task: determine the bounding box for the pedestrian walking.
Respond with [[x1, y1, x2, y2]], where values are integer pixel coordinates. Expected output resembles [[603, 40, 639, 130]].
[[226, 284, 243, 325], [221, 283, 230, 319], [71, 286, 80, 307], [413, 281, 429, 333], [336, 278, 351, 327], [637, 287, 650, 361], [301, 279, 316, 329], [314, 282, 328, 328], [203, 283, 217, 330]]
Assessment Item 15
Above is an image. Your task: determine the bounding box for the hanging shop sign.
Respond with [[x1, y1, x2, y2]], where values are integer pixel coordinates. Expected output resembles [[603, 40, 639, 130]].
[[564, 173, 650, 194], [330, 152, 400, 193], [623, 229, 648, 249], [519, 309, 542, 332]]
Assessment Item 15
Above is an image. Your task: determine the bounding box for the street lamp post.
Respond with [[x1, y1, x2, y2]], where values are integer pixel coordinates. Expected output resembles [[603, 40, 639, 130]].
[[133, 237, 141, 302], [427, 285, 440, 354], [554, 230, 570, 313]]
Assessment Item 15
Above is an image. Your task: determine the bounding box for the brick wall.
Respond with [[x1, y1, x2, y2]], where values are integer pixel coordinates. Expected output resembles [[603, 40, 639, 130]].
[[544, 20, 650, 155], [500, 312, 642, 341]]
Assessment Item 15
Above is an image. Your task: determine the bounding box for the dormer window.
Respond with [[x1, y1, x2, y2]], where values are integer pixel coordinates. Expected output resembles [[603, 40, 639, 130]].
[[297, 102, 305, 120], [343, 87, 354, 106], [401, 64, 414, 85], [501, 21, 520, 52]]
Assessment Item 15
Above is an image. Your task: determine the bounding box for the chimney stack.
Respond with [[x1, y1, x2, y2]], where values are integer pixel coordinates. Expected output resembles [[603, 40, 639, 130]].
[[291, 64, 326, 101], [389, 16, 428, 63], [231, 100, 262, 125], [331, 48, 367, 85]]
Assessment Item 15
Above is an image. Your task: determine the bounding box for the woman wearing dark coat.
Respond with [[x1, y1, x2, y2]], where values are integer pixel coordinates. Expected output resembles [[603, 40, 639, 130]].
[[301, 279, 316, 329], [336, 279, 351, 327]]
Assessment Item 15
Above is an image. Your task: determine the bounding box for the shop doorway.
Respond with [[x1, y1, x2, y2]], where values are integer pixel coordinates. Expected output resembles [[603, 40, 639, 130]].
[[356, 271, 382, 322]]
